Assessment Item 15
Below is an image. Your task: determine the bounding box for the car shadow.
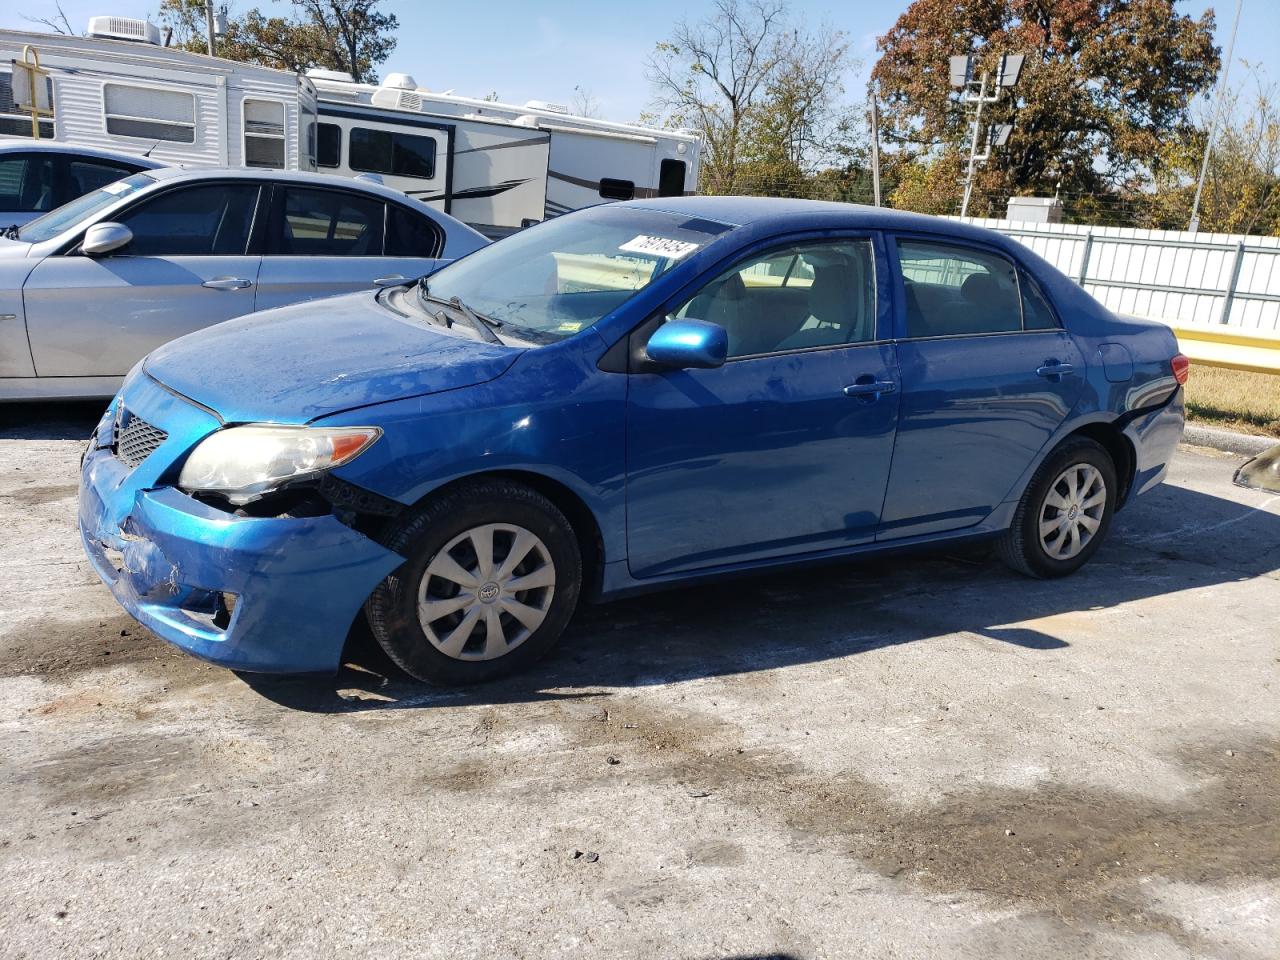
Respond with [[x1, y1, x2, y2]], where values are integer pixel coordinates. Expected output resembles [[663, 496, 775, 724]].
[[241, 475, 1280, 713], [0, 401, 106, 440]]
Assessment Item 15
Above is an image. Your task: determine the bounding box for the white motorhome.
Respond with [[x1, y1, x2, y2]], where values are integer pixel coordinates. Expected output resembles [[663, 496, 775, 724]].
[[309, 72, 701, 235], [0, 23, 318, 171], [0, 20, 702, 237]]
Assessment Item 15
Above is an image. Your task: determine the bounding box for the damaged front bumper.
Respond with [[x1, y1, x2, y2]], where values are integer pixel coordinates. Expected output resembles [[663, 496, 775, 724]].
[[77, 381, 404, 675]]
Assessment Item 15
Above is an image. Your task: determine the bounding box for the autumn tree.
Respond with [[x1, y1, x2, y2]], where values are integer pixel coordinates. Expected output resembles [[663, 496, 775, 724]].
[[871, 0, 1220, 215], [647, 0, 860, 195], [157, 0, 398, 83]]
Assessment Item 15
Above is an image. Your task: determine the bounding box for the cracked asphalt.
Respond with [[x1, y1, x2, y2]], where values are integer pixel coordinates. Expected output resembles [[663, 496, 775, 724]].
[[1, 402, 1278, 960]]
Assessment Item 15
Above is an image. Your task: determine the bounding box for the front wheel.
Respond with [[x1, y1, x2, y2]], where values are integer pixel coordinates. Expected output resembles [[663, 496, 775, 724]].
[[999, 437, 1118, 579], [366, 480, 582, 684]]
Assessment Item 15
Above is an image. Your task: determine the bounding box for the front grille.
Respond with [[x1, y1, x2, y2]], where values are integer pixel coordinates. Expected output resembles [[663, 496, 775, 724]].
[[114, 411, 168, 469]]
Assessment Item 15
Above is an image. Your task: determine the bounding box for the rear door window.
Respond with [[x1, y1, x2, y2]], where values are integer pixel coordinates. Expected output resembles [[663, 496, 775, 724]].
[[897, 240, 1023, 338], [273, 186, 386, 256], [385, 204, 442, 257], [117, 183, 260, 256]]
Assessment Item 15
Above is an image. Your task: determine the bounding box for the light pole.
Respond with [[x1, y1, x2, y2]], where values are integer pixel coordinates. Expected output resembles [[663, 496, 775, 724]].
[[1189, 0, 1243, 233], [952, 53, 1023, 217], [869, 81, 882, 207]]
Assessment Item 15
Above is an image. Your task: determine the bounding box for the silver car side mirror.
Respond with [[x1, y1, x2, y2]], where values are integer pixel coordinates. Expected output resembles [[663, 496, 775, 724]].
[[81, 222, 133, 257]]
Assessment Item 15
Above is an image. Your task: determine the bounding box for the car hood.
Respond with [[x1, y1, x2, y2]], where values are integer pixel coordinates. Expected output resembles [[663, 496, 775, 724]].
[[0, 237, 34, 258], [143, 290, 524, 423]]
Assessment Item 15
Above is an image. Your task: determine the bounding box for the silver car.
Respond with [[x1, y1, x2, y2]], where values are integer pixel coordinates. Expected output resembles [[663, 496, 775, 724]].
[[0, 140, 165, 230], [0, 167, 488, 400]]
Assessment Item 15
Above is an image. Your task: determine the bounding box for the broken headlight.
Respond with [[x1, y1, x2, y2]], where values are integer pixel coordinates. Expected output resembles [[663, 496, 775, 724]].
[[177, 424, 382, 505]]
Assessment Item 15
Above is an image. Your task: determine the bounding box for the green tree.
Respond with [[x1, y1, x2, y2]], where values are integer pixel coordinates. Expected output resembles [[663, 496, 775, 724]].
[[871, 0, 1220, 215], [158, 0, 398, 83], [647, 0, 861, 195], [1146, 69, 1280, 235]]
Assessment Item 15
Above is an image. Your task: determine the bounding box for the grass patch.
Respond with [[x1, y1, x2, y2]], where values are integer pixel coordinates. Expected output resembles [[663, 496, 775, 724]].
[[1184, 363, 1280, 438]]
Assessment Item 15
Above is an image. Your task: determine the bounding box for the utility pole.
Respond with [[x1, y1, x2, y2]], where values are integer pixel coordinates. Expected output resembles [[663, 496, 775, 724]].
[[1189, 0, 1243, 233], [869, 83, 882, 207], [205, 0, 217, 56]]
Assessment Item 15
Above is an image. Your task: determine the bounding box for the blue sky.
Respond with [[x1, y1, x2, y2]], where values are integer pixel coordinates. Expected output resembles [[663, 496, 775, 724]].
[[2, 1, 1273, 124]]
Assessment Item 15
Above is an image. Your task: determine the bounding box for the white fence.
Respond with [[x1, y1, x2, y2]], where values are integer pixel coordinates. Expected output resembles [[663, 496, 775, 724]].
[[953, 217, 1280, 332]]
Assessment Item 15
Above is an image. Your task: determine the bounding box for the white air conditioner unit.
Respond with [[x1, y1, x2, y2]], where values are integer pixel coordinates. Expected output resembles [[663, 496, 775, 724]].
[[370, 86, 423, 112], [86, 16, 162, 46]]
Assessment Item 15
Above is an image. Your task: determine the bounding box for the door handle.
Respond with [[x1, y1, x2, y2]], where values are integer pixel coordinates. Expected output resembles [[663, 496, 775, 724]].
[[202, 277, 252, 290], [1036, 361, 1075, 378], [373, 275, 408, 287], [843, 380, 897, 397]]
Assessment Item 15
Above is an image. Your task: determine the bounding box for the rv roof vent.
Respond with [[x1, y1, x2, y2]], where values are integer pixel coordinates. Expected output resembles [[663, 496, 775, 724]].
[[524, 99, 569, 114], [306, 68, 355, 83], [383, 73, 417, 90], [86, 16, 162, 45]]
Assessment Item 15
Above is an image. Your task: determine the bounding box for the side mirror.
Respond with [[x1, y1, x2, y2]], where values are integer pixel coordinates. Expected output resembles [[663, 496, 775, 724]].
[[81, 222, 133, 257], [645, 319, 728, 370]]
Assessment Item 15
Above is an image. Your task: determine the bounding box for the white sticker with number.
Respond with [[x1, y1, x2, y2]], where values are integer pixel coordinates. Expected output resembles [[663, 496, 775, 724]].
[[618, 235, 700, 260]]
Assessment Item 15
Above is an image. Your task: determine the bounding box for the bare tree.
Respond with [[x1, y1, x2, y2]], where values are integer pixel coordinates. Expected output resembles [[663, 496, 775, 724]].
[[24, 1, 76, 35], [570, 85, 602, 119], [647, 0, 857, 195], [647, 0, 789, 193]]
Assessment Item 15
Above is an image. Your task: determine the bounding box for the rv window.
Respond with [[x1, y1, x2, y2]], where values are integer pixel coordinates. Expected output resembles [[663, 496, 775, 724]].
[[104, 84, 196, 143], [349, 128, 436, 179], [317, 123, 341, 168], [117, 183, 260, 256], [274, 187, 386, 256], [244, 99, 286, 169], [658, 159, 686, 197], [385, 204, 443, 258], [0, 71, 54, 139], [599, 178, 635, 201], [0, 154, 57, 213]]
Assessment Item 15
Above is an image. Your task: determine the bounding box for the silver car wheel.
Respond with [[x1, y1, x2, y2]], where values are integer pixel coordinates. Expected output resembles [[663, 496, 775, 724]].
[[1038, 463, 1107, 561], [417, 523, 556, 661]]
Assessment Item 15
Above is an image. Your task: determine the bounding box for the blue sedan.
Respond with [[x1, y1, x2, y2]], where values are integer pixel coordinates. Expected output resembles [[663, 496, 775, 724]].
[[78, 198, 1187, 684]]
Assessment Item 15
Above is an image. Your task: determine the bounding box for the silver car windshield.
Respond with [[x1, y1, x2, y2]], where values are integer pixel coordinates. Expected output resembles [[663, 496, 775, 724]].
[[420, 206, 734, 344], [17, 172, 156, 244]]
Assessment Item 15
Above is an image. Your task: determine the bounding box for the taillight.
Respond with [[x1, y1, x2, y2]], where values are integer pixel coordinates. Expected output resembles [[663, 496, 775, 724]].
[[1171, 353, 1190, 385]]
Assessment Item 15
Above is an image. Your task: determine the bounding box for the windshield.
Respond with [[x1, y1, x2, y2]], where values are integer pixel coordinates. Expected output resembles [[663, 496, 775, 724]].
[[18, 172, 156, 244], [420, 206, 734, 343]]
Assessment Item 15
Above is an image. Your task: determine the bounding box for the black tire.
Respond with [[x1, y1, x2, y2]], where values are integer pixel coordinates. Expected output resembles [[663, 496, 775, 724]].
[[998, 437, 1118, 579], [366, 479, 582, 684]]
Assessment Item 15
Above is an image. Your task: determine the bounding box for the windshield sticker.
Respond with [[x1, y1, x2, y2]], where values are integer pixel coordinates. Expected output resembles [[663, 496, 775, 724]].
[[556, 321, 583, 333], [102, 181, 134, 195], [619, 235, 700, 260]]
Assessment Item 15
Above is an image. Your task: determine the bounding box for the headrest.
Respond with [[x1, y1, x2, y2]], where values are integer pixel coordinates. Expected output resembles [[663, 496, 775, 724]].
[[961, 272, 1000, 304]]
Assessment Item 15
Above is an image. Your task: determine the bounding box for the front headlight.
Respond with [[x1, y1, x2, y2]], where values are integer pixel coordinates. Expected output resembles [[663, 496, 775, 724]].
[[178, 424, 382, 505]]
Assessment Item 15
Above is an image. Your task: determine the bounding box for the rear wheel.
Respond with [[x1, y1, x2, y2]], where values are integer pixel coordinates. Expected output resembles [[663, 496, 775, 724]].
[[366, 480, 582, 684], [999, 437, 1117, 578]]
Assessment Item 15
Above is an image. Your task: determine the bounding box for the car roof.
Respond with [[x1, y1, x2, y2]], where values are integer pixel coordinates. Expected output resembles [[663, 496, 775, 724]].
[[622, 195, 1005, 245], [143, 165, 433, 205], [0, 139, 166, 167]]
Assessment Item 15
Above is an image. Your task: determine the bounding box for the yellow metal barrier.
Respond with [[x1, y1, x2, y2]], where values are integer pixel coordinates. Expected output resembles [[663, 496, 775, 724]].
[[1161, 322, 1280, 375]]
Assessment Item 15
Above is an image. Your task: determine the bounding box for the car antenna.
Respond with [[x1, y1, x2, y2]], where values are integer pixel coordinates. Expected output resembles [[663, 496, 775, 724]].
[[141, 139, 161, 158]]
